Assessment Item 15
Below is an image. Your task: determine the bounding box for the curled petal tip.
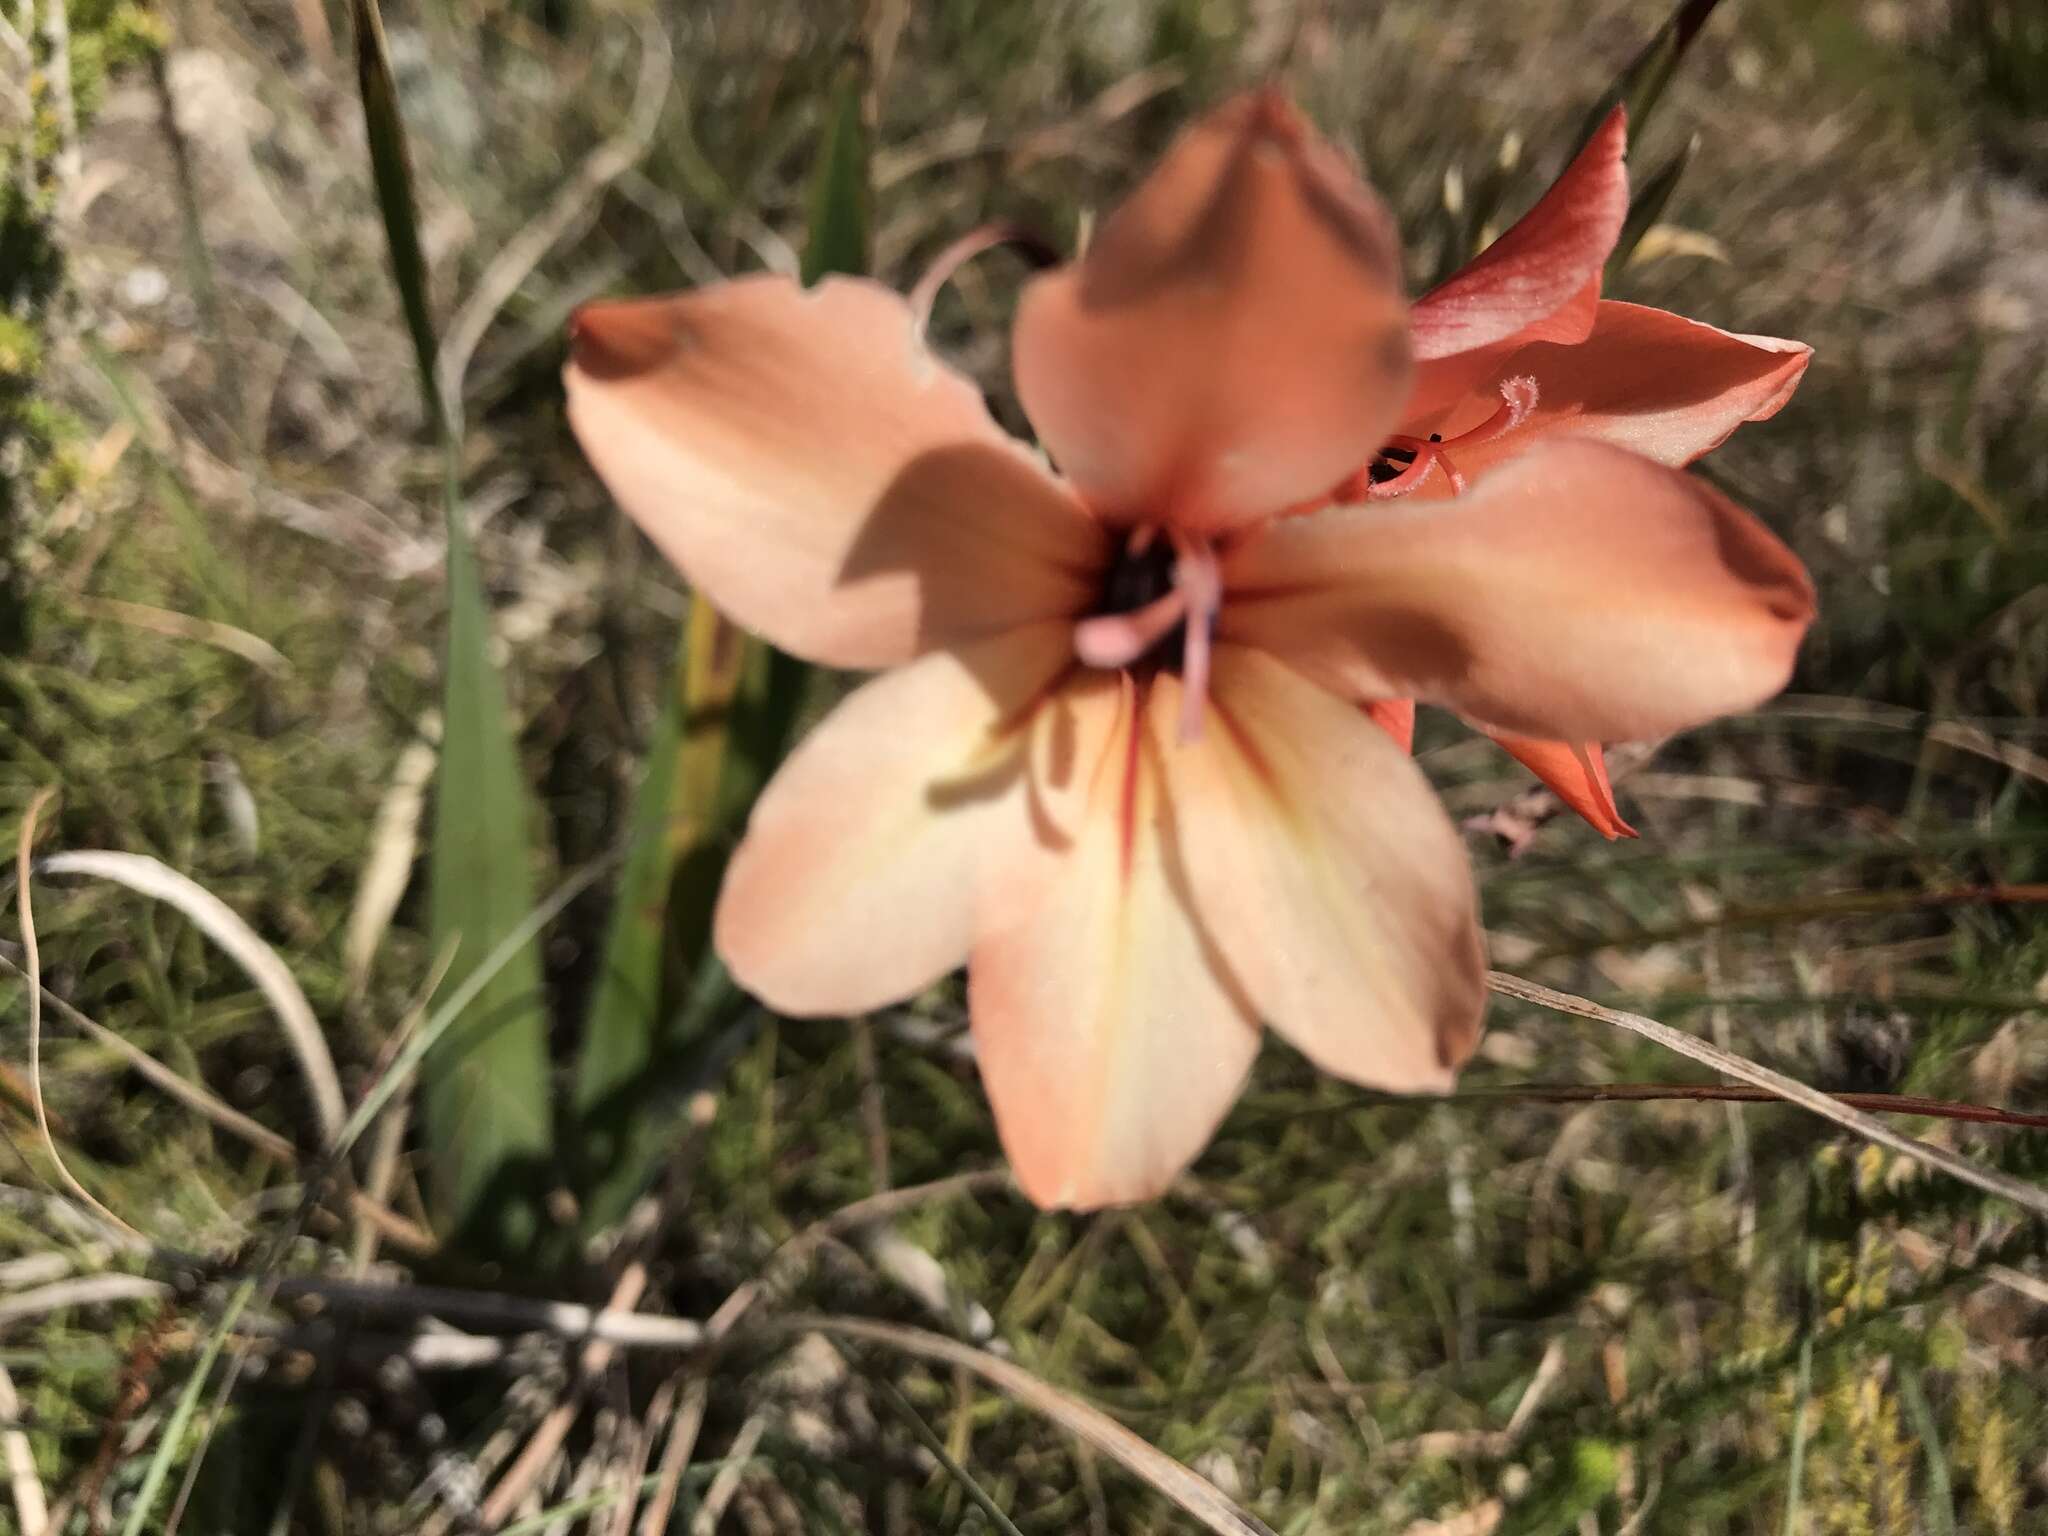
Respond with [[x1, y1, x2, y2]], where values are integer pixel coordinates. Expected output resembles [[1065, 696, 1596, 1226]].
[[567, 298, 681, 380]]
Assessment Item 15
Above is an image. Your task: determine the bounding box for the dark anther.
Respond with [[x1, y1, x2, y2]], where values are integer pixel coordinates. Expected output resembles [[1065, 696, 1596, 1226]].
[[1429, 432, 1444, 443], [1365, 440, 1420, 485], [1099, 538, 1179, 617]]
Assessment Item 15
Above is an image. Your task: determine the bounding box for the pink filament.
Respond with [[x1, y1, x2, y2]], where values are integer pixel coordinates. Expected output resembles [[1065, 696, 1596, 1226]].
[[1074, 588, 1189, 668], [1172, 536, 1221, 743], [1364, 375, 1540, 502], [908, 222, 1062, 333]]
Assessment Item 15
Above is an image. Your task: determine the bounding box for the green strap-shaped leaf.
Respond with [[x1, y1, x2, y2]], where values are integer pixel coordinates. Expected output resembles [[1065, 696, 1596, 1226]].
[[1573, 0, 1725, 155], [1607, 131, 1697, 275], [351, 0, 441, 429], [803, 48, 872, 285], [351, 0, 551, 1253]]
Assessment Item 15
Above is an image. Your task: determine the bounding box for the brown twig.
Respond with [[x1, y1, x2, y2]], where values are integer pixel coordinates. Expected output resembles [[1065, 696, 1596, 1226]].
[[1487, 972, 2048, 1217], [475, 1262, 650, 1528], [1535, 883, 2048, 960], [1445, 1081, 2048, 1129]]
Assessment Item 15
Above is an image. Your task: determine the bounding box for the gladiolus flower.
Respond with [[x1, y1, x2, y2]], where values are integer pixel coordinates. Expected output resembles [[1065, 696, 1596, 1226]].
[[1330, 108, 1814, 840], [565, 91, 1814, 1209]]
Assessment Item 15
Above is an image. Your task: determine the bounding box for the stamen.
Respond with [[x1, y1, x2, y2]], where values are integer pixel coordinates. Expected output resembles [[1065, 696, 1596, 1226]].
[[1364, 437, 1442, 499], [1359, 375, 1541, 501], [1444, 375, 1540, 447], [1075, 588, 1189, 669], [908, 222, 1063, 334], [1172, 535, 1221, 744]]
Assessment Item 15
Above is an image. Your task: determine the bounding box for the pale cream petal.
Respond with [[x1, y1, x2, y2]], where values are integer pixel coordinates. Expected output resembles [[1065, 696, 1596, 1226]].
[[715, 624, 1073, 1016], [968, 672, 1261, 1210], [1160, 649, 1485, 1092]]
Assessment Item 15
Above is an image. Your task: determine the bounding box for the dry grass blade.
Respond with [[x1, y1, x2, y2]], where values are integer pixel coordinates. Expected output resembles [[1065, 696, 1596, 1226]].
[[476, 1262, 650, 1527], [1487, 972, 2048, 1217], [783, 1315, 1277, 1536], [0, 955, 433, 1253], [0, 1274, 170, 1326], [31, 849, 345, 1145], [689, 1412, 767, 1536], [68, 596, 290, 674], [0, 1362, 48, 1536], [13, 793, 140, 1242]]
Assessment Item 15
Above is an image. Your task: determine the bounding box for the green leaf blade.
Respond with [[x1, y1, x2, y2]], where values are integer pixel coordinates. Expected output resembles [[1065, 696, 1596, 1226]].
[[422, 524, 553, 1252], [350, 0, 551, 1253]]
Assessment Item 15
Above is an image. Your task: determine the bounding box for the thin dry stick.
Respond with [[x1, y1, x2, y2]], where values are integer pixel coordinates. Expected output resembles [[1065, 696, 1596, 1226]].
[[435, 13, 672, 417], [476, 1262, 650, 1528], [0, 955, 432, 1254], [0, 1361, 48, 1536], [1487, 972, 2048, 1218], [780, 1315, 1276, 1536], [13, 792, 140, 1242], [636, 1374, 710, 1536], [689, 1412, 767, 1536], [1456, 1081, 2048, 1128], [260, 1275, 702, 1350], [606, 1375, 676, 1536], [0, 1274, 171, 1326]]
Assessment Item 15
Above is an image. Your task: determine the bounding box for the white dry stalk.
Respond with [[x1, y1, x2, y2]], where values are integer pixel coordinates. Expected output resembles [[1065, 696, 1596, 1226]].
[[0, 1273, 171, 1326], [1487, 972, 2048, 1218], [37, 0, 76, 207], [0, 1362, 48, 1536], [343, 726, 439, 1000], [262, 1274, 702, 1351], [34, 850, 346, 1146]]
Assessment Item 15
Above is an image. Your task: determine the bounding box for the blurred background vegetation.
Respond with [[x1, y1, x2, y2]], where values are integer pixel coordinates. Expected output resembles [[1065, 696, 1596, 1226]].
[[2, 0, 2047, 1530]]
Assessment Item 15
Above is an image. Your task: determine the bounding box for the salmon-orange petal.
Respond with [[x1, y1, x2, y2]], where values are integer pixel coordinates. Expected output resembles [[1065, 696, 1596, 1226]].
[[1487, 734, 1638, 840], [1221, 437, 1816, 743], [1408, 107, 1630, 368], [1012, 90, 1410, 536], [567, 276, 1106, 670], [1406, 301, 1812, 476], [1365, 697, 1418, 754]]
